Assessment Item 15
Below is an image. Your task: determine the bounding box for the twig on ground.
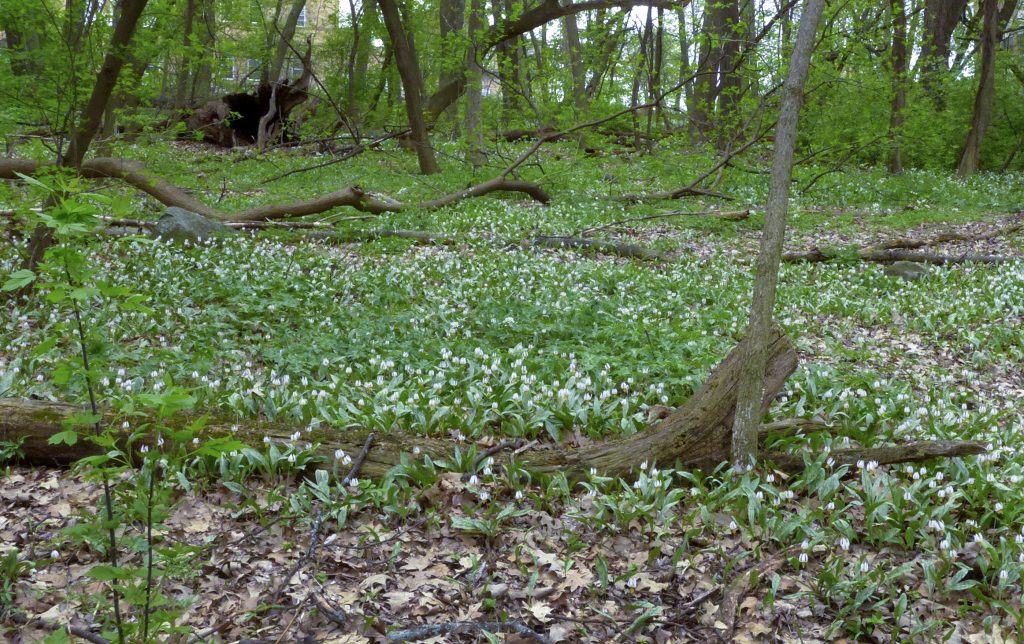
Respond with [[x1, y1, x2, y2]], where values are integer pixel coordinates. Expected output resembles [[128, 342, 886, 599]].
[[342, 433, 375, 486], [470, 438, 525, 473], [311, 591, 348, 626], [7, 612, 110, 644], [386, 619, 553, 643]]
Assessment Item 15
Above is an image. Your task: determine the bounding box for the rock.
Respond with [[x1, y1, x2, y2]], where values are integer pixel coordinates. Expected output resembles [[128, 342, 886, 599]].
[[153, 207, 235, 244], [882, 260, 929, 281]]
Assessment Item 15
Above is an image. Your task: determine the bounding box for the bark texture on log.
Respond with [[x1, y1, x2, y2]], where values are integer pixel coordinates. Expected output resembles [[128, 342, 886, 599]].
[[1, 329, 795, 478], [1, 331, 986, 477]]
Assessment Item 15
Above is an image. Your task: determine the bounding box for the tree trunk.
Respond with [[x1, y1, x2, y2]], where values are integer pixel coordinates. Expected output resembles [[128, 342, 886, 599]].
[[377, 0, 440, 174], [464, 0, 487, 167], [268, 0, 307, 83], [190, 0, 216, 102], [563, 14, 587, 116], [439, 0, 466, 128], [676, 5, 690, 111], [957, 0, 999, 176], [918, 0, 968, 100], [887, 0, 907, 175], [0, 329, 797, 478], [173, 0, 196, 110], [730, 0, 825, 469], [21, 0, 151, 286]]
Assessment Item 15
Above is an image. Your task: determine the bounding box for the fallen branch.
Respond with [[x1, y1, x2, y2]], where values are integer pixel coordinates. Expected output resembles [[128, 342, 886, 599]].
[[766, 441, 987, 473], [614, 185, 734, 202], [0, 158, 550, 222], [7, 611, 110, 644], [386, 619, 552, 643], [529, 235, 665, 261]]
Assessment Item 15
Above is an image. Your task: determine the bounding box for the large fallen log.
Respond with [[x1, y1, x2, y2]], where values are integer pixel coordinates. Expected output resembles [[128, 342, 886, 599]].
[[0, 329, 986, 478]]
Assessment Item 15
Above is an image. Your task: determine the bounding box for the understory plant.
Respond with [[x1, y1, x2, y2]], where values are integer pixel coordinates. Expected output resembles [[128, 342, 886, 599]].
[[3, 172, 243, 641]]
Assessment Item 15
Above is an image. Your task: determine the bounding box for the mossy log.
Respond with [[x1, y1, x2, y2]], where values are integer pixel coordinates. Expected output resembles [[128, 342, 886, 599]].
[[0, 330, 985, 478]]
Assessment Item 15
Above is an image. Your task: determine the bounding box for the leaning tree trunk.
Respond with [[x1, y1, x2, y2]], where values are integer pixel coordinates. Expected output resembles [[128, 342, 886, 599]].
[[0, 328, 986, 478], [731, 0, 825, 468], [377, 0, 439, 175], [918, 0, 969, 102]]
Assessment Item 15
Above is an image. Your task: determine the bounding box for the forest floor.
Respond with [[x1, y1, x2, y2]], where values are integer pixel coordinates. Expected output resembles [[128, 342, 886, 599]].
[[2, 138, 1024, 642]]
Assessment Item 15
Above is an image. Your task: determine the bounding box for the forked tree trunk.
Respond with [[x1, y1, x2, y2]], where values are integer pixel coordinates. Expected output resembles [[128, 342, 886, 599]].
[[730, 0, 825, 468], [0, 328, 985, 477]]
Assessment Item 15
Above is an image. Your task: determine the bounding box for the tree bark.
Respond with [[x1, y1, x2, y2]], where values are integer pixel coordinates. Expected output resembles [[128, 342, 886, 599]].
[[463, 0, 488, 167], [730, 0, 825, 469], [268, 0, 307, 83], [887, 0, 907, 175], [956, 0, 1017, 176], [439, 0, 466, 127], [377, 0, 440, 174], [20, 0, 151, 289], [918, 0, 968, 100], [173, 0, 196, 110], [1, 332, 986, 477]]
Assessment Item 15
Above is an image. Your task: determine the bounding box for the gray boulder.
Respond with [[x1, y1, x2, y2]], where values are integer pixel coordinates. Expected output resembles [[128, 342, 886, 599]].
[[882, 260, 929, 281], [153, 207, 235, 244]]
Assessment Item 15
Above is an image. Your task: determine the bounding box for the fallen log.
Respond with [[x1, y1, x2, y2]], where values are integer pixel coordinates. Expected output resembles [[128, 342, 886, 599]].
[[785, 215, 1023, 265], [784, 246, 1016, 265], [578, 209, 750, 237], [304, 229, 665, 261], [529, 235, 665, 261], [0, 328, 986, 478]]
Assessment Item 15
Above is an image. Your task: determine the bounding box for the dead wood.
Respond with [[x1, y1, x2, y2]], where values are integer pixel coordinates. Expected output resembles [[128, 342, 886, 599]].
[[530, 235, 665, 260], [614, 185, 734, 202], [0, 158, 549, 222], [289, 229, 664, 261], [0, 326, 987, 479], [784, 216, 1023, 264], [784, 246, 1015, 265], [578, 209, 750, 237], [186, 41, 313, 148]]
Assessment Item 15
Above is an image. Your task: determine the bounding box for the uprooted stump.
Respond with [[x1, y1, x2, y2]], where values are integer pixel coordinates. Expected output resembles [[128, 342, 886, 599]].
[[0, 329, 985, 478], [185, 42, 313, 148]]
